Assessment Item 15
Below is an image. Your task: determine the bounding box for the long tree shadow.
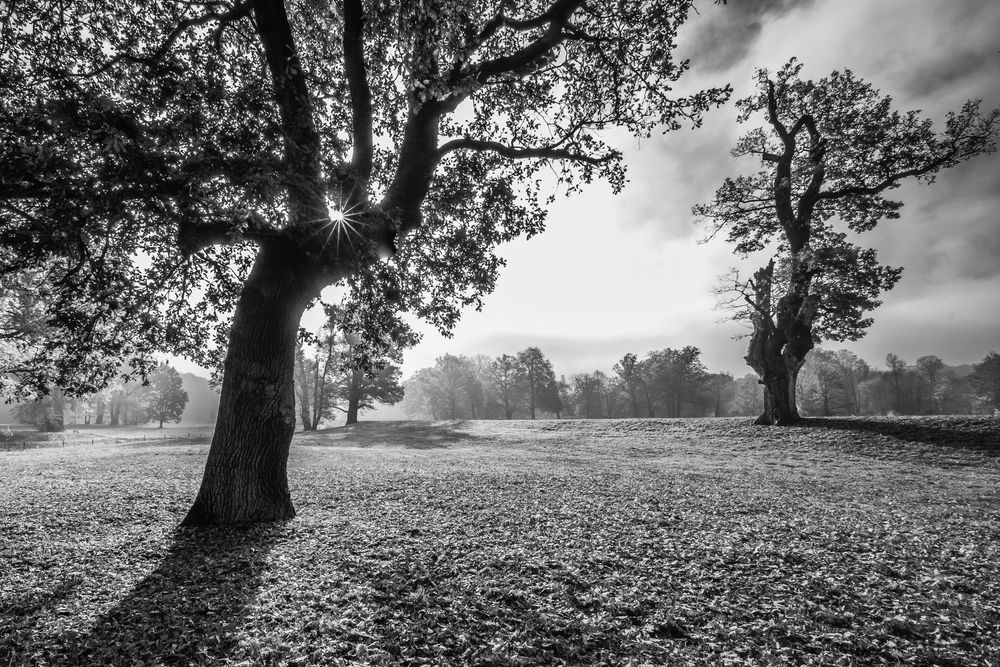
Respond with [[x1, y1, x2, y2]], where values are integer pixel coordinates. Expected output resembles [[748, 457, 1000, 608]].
[[308, 420, 485, 450], [51, 524, 280, 665], [802, 417, 1000, 456]]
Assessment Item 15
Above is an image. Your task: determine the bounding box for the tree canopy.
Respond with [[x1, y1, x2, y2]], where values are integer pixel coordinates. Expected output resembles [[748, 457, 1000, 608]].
[[2, 0, 730, 523], [696, 59, 998, 424], [1, 0, 730, 394], [148, 362, 189, 427]]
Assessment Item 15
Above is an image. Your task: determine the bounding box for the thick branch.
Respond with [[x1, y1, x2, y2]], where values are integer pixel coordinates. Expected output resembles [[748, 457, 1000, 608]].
[[253, 0, 325, 226], [343, 0, 373, 199], [766, 80, 790, 145], [817, 155, 951, 201], [765, 79, 798, 243], [795, 114, 826, 227], [471, 0, 583, 81], [176, 212, 276, 257], [471, 0, 565, 50], [435, 137, 615, 166]]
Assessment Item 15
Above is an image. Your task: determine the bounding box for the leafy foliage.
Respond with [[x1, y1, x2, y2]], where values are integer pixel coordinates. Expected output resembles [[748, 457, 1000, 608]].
[[969, 351, 1000, 411], [0, 271, 50, 398], [3, 417, 1000, 664], [405, 348, 563, 420], [403, 354, 485, 420], [295, 303, 409, 429], [147, 362, 189, 427], [697, 58, 999, 423], [0, 0, 730, 396], [516, 347, 561, 419]]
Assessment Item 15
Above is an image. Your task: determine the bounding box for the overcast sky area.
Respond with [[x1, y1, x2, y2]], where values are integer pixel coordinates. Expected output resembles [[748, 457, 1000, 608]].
[[174, 1, 1000, 388], [366, 0, 1000, 383]]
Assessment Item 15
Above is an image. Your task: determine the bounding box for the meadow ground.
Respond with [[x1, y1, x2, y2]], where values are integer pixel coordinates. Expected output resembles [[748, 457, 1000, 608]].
[[1, 417, 999, 665]]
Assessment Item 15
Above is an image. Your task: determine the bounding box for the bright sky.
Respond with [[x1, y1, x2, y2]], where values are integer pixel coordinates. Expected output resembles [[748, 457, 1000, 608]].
[[175, 0, 1000, 385], [375, 0, 1000, 380]]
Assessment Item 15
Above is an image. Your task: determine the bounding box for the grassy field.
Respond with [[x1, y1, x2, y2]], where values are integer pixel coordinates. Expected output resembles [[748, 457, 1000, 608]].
[[0, 423, 215, 451], [2, 417, 999, 665]]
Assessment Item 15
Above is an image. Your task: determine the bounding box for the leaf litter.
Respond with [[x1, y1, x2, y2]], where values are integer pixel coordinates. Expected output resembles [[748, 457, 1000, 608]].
[[1, 416, 998, 665]]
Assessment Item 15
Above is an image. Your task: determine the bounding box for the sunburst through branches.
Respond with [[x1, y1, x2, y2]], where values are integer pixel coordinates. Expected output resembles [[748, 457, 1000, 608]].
[[317, 196, 364, 255]]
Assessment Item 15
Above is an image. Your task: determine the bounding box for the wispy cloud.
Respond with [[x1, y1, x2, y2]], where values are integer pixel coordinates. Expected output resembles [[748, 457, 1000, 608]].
[[682, 0, 816, 73]]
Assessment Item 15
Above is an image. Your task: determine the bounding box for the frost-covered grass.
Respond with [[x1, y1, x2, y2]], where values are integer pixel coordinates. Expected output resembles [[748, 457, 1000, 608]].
[[2, 417, 999, 665]]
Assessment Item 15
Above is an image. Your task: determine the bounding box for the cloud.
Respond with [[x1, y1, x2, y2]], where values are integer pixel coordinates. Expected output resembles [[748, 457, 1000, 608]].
[[901, 47, 997, 100], [618, 113, 745, 240], [681, 0, 816, 73], [839, 275, 1000, 366]]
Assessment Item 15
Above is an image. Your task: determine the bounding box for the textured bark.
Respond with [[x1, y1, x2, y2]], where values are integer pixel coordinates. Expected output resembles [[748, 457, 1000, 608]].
[[183, 244, 319, 525], [345, 397, 360, 425], [746, 260, 814, 426], [345, 368, 361, 425]]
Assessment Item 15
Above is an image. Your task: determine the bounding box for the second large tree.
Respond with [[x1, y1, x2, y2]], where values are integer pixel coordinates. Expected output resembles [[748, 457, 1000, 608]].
[[696, 60, 997, 425]]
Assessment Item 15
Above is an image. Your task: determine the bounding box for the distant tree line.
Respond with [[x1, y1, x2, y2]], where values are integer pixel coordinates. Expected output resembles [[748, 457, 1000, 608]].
[[402, 348, 1000, 421], [799, 350, 1000, 417], [15, 362, 189, 431]]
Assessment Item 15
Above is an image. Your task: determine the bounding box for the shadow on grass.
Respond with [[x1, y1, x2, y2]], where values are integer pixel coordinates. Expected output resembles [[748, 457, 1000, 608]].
[[310, 420, 484, 450], [803, 417, 1000, 456], [52, 524, 280, 665]]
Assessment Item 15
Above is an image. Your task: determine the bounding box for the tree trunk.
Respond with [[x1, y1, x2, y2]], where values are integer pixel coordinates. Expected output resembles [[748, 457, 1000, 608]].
[[295, 353, 312, 431], [183, 245, 318, 526], [95, 396, 105, 424], [346, 397, 360, 425], [746, 260, 815, 426], [346, 369, 361, 425]]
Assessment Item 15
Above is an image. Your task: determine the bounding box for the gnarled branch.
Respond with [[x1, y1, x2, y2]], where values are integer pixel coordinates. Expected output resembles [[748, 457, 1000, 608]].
[[471, 0, 584, 81], [435, 137, 616, 166]]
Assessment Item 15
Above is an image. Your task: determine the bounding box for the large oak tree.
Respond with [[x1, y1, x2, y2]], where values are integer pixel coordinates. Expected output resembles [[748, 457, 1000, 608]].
[[2, 0, 728, 523], [696, 60, 998, 425]]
